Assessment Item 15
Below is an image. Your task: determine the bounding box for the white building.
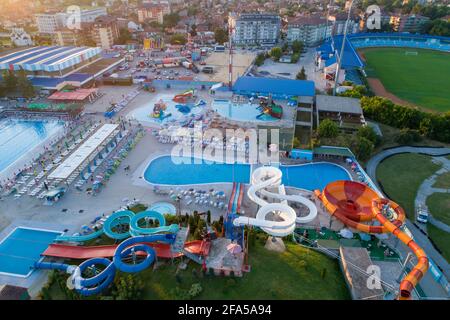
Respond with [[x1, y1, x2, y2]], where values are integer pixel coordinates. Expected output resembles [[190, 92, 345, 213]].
[[35, 7, 108, 34], [287, 15, 333, 47], [328, 13, 360, 36], [10, 28, 34, 46], [229, 12, 281, 46]]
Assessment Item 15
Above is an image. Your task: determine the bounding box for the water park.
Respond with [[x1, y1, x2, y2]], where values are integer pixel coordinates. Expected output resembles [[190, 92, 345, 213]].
[[0, 73, 448, 301]]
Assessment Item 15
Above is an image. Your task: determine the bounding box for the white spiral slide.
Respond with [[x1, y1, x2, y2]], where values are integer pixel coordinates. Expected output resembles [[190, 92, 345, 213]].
[[233, 166, 318, 237]]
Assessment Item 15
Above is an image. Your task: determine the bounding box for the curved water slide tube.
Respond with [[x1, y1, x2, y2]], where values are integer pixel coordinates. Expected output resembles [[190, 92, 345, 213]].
[[36, 234, 176, 296], [233, 166, 317, 237], [55, 210, 179, 242], [315, 180, 428, 300]]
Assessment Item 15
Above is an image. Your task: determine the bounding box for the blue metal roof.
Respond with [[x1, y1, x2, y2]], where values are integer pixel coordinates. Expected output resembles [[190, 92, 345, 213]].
[[0, 46, 102, 72], [233, 76, 315, 97], [324, 56, 337, 67], [29, 73, 92, 89]]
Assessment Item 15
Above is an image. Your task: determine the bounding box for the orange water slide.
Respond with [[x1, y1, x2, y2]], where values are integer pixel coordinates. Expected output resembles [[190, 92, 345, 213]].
[[173, 92, 193, 103], [236, 183, 245, 213], [315, 180, 428, 300], [43, 240, 208, 260]]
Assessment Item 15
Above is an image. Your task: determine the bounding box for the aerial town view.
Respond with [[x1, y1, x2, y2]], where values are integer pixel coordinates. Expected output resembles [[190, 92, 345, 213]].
[[0, 0, 449, 307]]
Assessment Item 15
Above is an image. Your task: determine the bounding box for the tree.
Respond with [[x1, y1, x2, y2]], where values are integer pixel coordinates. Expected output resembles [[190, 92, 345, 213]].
[[214, 28, 228, 45], [351, 136, 374, 161], [318, 119, 339, 139], [296, 67, 307, 80], [170, 33, 187, 45], [206, 211, 211, 224], [117, 29, 132, 45], [255, 53, 267, 66], [163, 13, 180, 28], [2, 70, 17, 92], [357, 125, 380, 146], [269, 47, 282, 61], [190, 24, 197, 37], [292, 40, 304, 54]]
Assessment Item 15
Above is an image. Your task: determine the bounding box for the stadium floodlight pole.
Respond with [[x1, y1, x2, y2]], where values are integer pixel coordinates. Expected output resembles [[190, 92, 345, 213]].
[[333, 0, 355, 96]]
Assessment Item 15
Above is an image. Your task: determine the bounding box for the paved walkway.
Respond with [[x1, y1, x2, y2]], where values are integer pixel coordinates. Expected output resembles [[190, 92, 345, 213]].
[[416, 156, 450, 233], [365, 146, 450, 297]]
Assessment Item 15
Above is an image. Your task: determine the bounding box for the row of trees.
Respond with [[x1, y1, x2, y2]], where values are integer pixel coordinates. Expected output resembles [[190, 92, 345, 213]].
[[360, 96, 450, 143], [315, 119, 381, 161], [1, 69, 35, 98]]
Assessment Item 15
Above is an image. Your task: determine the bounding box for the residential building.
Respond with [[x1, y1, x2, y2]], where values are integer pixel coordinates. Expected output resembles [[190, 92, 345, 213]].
[[390, 14, 430, 32], [328, 12, 360, 36], [137, 3, 168, 24], [287, 15, 332, 47], [228, 12, 281, 46], [35, 7, 107, 34], [91, 15, 120, 49]]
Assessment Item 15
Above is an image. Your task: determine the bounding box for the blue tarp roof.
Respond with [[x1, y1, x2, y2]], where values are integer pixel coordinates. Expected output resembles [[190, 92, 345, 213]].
[[331, 36, 365, 69], [233, 76, 315, 97], [29, 73, 92, 88]]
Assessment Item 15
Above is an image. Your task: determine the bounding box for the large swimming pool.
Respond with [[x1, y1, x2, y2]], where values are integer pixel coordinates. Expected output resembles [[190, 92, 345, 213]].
[[0, 227, 62, 277], [212, 99, 276, 122], [144, 156, 351, 191], [0, 118, 64, 177]]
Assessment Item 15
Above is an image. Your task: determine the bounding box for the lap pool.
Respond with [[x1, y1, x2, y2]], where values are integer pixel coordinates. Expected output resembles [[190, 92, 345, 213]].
[[144, 156, 351, 191], [0, 227, 62, 277], [0, 118, 65, 177]]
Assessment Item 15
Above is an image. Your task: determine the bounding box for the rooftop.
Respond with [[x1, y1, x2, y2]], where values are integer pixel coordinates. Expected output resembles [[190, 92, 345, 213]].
[[316, 94, 362, 114]]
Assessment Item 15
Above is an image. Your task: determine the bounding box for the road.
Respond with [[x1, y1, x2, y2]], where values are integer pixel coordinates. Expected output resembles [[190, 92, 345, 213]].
[[365, 146, 450, 298]]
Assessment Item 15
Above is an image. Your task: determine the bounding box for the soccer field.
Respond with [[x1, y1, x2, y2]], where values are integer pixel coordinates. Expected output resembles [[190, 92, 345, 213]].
[[360, 48, 450, 112]]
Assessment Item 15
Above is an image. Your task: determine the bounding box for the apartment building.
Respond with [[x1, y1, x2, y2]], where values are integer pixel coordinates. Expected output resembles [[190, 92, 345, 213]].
[[229, 13, 281, 46], [287, 15, 332, 47], [91, 15, 120, 49], [35, 7, 107, 34], [137, 4, 167, 24], [390, 14, 430, 32], [328, 13, 360, 36]]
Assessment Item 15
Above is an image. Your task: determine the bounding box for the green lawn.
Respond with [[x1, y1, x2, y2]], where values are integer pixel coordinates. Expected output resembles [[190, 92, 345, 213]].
[[426, 193, 450, 226], [434, 171, 450, 189], [376, 153, 441, 219], [362, 48, 450, 112], [139, 241, 349, 300], [427, 224, 450, 263], [45, 241, 350, 300]]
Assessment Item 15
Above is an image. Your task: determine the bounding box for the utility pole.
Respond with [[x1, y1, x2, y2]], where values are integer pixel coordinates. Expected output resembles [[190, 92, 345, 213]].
[[333, 0, 354, 96]]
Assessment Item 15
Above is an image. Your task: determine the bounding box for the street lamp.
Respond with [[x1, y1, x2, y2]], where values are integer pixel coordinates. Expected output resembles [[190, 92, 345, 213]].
[[333, 0, 355, 96]]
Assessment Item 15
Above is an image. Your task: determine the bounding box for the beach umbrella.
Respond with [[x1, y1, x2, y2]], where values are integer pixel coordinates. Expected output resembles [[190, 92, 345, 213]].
[[226, 243, 242, 254]]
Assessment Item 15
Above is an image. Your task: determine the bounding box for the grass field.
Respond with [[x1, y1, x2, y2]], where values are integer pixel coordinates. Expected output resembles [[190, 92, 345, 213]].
[[376, 153, 441, 219], [361, 48, 450, 112], [45, 241, 350, 300], [427, 224, 450, 263], [426, 193, 450, 226]]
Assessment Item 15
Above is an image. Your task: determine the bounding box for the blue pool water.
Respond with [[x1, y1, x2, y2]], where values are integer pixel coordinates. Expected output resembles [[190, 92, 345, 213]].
[[0, 118, 64, 174], [212, 99, 276, 122], [149, 202, 177, 215], [144, 156, 351, 191], [0, 227, 62, 276]]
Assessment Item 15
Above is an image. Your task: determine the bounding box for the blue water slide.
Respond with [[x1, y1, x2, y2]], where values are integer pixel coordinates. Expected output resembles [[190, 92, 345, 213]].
[[129, 210, 179, 236], [55, 229, 104, 242], [76, 258, 116, 296], [103, 210, 135, 240], [36, 231, 178, 296]]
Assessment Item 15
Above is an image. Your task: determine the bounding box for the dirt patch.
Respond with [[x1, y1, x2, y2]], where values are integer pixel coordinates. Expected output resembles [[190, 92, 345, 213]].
[[367, 78, 417, 107]]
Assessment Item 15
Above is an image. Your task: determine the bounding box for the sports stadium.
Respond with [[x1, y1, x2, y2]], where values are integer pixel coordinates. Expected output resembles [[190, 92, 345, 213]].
[[317, 33, 450, 112]]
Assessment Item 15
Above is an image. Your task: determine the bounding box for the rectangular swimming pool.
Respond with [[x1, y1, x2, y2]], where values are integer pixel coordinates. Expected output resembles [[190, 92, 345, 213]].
[[0, 118, 65, 177], [0, 227, 62, 277]]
